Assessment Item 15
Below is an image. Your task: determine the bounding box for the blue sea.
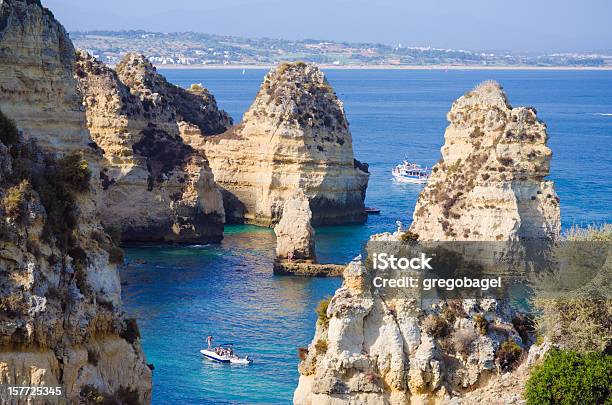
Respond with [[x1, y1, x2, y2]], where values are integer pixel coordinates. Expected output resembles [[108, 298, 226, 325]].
[[121, 69, 612, 404]]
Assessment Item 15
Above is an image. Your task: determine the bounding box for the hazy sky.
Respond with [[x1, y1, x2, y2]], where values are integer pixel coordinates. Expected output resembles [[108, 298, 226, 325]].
[[43, 0, 612, 52]]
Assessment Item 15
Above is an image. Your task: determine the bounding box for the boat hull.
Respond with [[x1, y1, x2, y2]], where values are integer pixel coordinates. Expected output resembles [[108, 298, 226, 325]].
[[392, 174, 428, 184], [200, 349, 231, 363], [200, 349, 253, 364]]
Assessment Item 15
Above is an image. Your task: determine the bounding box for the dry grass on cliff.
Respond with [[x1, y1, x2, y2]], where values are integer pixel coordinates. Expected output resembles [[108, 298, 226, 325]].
[[534, 224, 612, 353]]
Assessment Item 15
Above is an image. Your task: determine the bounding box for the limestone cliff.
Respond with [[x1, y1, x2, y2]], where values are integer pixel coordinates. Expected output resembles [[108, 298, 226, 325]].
[[75, 51, 229, 243], [409, 81, 560, 242], [294, 83, 561, 404], [0, 1, 151, 403], [0, 0, 90, 155], [199, 62, 369, 226]]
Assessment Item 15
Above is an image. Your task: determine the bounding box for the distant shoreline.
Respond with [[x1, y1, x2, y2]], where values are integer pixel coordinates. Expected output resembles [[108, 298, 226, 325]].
[[148, 64, 612, 71]]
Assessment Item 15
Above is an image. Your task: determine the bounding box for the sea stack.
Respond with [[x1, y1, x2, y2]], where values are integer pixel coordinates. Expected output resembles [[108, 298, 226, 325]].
[[201, 62, 370, 226], [75, 51, 230, 243], [294, 83, 561, 404], [0, 0, 151, 402], [409, 81, 560, 242], [274, 192, 316, 261]]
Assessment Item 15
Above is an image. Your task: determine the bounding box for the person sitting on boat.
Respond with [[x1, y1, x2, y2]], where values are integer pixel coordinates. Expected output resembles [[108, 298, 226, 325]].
[[207, 335, 213, 349]]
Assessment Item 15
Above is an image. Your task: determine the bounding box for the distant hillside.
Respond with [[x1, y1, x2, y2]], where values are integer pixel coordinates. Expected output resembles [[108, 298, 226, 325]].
[[70, 30, 612, 67]]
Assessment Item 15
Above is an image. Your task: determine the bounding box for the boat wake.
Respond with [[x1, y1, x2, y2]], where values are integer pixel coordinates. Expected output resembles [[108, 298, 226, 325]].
[[589, 113, 612, 116]]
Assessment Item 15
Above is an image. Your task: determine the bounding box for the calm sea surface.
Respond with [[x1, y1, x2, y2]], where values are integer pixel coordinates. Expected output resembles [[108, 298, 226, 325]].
[[121, 69, 612, 404]]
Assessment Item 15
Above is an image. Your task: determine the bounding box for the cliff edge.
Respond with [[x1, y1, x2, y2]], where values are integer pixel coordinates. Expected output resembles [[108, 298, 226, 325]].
[[0, 1, 151, 402]]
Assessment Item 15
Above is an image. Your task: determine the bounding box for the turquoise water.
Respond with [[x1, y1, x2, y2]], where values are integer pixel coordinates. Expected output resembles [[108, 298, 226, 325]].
[[121, 69, 612, 404]]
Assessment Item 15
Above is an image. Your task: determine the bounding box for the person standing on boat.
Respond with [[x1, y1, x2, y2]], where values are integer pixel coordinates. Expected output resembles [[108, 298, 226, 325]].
[[207, 335, 213, 349]]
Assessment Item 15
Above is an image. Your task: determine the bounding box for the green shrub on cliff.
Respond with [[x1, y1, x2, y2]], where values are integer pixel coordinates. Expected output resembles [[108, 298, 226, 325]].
[[0, 110, 19, 146], [57, 152, 91, 192], [496, 339, 522, 371], [316, 297, 331, 328], [524, 348, 611, 405], [399, 231, 419, 242], [2, 180, 33, 221], [32, 166, 78, 249]]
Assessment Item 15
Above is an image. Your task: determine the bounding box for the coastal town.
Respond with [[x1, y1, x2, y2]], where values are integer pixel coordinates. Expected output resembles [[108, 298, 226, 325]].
[[70, 30, 612, 67]]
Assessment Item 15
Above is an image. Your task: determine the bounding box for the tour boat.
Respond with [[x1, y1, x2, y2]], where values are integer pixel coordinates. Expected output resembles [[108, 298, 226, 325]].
[[392, 160, 431, 184], [200, 344, 253, 365], [365, 207, 381, 214]]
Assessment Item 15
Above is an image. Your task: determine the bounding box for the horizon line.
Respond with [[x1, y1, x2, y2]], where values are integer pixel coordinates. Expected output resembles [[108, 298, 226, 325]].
[[69, 29, 612, 56]]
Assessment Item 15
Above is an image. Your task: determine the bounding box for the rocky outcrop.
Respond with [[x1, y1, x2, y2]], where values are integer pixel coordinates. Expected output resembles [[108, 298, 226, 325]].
[[294, 83, 560, 404], [272, 262, 345, 277], [199, 62, 369, 226], [0, 1, 151, 403], [0, 0, 90, 155], [272, 192, 346, 276], [274, 192, 316, 261], [410, 81, 560, 242], [294, 257, 542, 405], [75, 51, 230, 243]]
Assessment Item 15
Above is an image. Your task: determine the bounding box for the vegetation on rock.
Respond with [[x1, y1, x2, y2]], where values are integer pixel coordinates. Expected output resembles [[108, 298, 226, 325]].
[[399, 230, 419, 242], [534, 224, 611, 353], [316, 297, 331, 328], [120, 318, 141, 345], [422, 313, 451, 338], [314, 339, 328, 353], [57, 152, 91, 192], [0, 109, 19, 145], [524, 348, 611, 405], [496, 340, 523, 371], [2, 180, 33, 222], [474, 314, 489, 335]]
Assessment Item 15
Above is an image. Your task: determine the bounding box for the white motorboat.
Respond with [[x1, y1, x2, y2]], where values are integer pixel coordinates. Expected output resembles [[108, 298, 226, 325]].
[[392, 160, 431, 184], [200, 343, 253, 365]]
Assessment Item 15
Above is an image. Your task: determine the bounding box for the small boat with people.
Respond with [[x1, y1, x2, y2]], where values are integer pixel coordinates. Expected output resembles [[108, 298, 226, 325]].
[[200, 343, 252, 365], [201, 336, 252, 365], [365, 207, 381, 214], [391, 160, 431, 184]]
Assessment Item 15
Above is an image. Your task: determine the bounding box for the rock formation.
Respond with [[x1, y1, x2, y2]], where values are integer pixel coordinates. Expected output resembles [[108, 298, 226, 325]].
[[409, 81, 560, 242], [294, 260, 548, 404], [0, 1, 151, 402], [274, 192, 316, 261], [199, 62, 369, 226], [0, 0, 90, 155], [294, 83, 561, 404], [75, 51, 230, 243]]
